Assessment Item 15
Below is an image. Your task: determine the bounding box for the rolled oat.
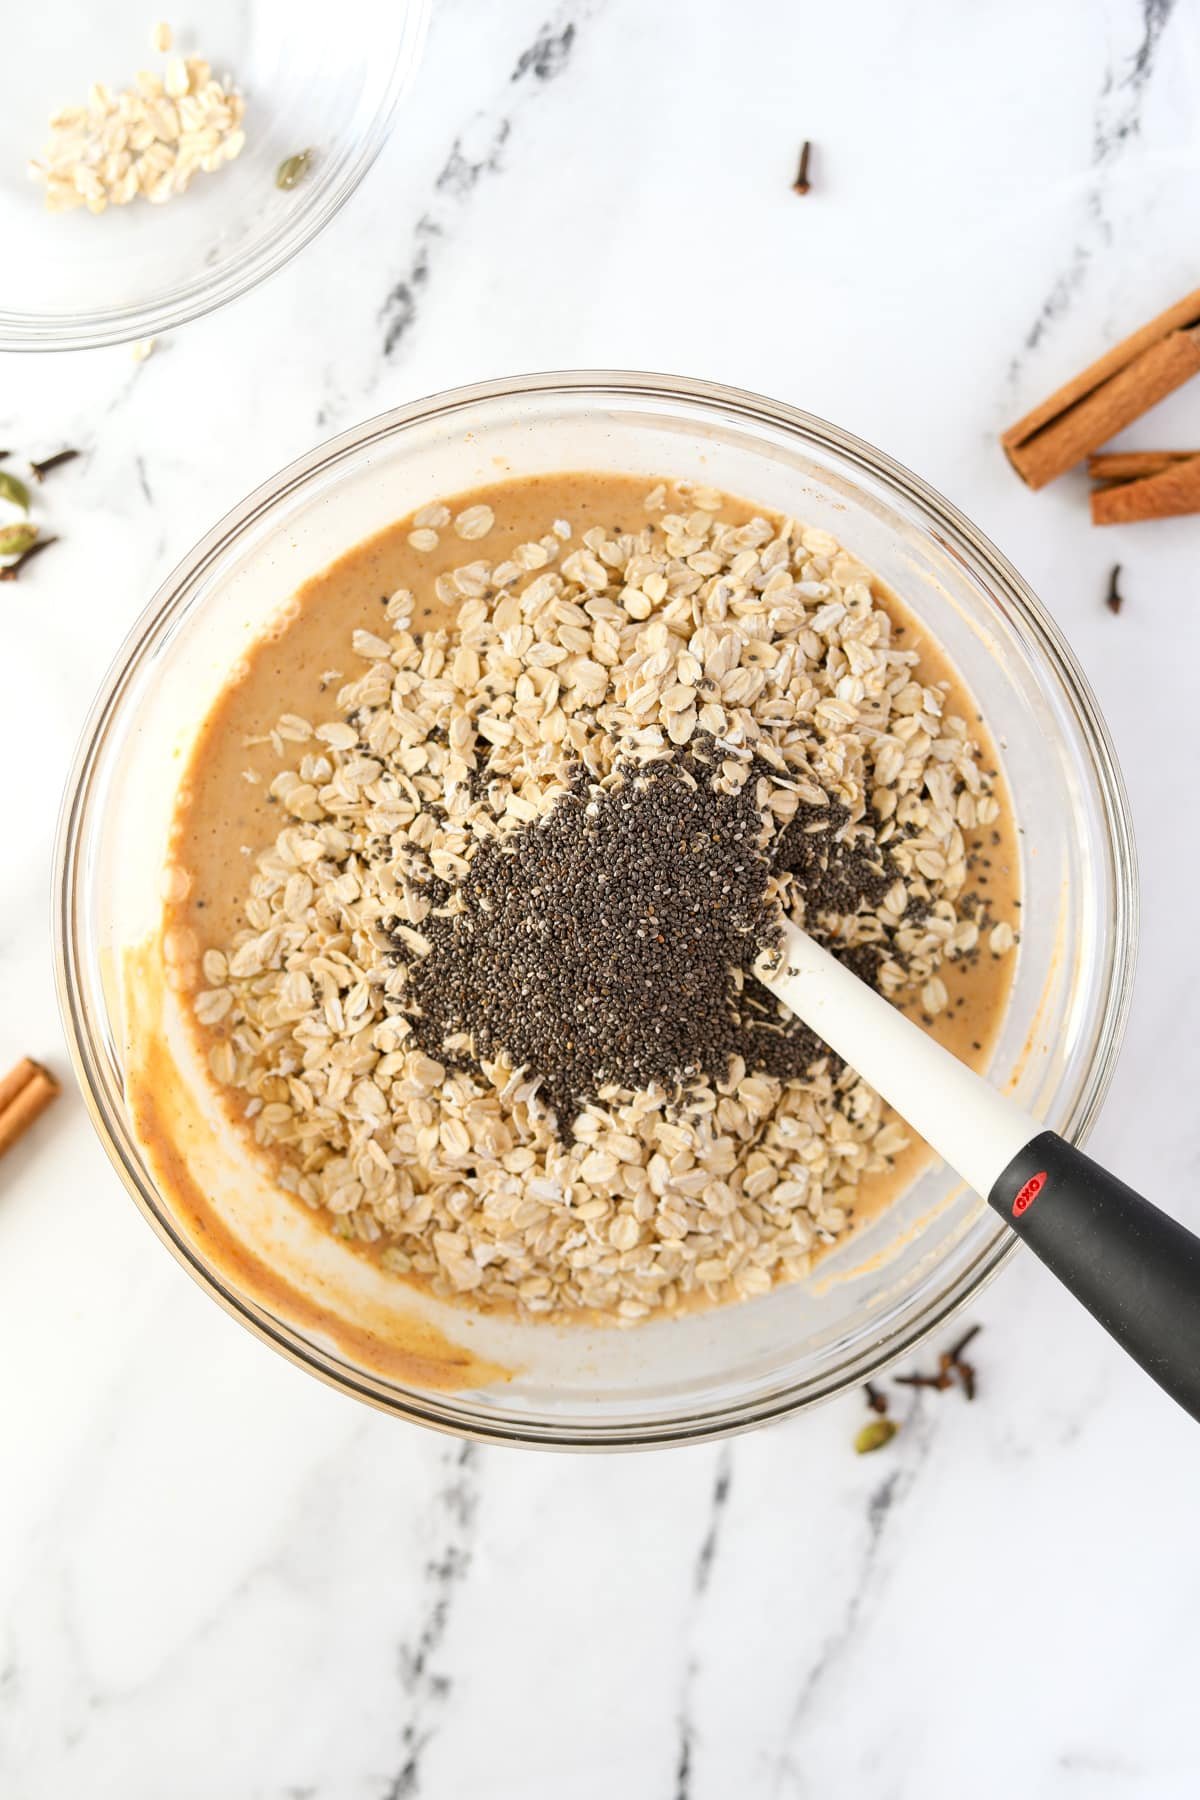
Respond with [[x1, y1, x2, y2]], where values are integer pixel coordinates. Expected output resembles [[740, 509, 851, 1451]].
[[187, 484, 1016, 1322]]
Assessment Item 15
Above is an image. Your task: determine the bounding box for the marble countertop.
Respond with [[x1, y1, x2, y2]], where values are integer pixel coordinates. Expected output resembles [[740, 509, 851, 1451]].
[[4, 0, 1200, 1794]]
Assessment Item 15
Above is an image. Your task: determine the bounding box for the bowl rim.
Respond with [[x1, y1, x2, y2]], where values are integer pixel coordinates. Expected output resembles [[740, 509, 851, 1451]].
[[0, 0, 429, 353], [52, 370, 1141, 1448]]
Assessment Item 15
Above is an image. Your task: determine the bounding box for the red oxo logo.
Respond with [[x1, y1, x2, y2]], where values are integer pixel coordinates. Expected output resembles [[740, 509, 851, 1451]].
[[1012, 1170, 1047, 1218]]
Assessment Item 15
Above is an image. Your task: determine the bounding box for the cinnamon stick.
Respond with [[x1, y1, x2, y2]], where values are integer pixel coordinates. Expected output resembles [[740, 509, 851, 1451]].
[[1090, 451, 1200, 525], [1002, 287, 1200, 489], [1088, 450, 1200, 482], [0, 1057, 61, 1159]]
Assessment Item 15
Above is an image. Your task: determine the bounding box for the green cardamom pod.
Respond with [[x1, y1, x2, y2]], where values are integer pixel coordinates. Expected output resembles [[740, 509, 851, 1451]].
[[854, 1417, 898, 1454], [276, 149, 313, 191], [0, 522, 38, 557], [0, 471, 31, 514]]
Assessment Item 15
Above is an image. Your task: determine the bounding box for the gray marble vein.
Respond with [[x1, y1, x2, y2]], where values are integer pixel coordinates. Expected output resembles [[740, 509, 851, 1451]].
[[382, 1443, 480, 1800], [133, 453, 153, 508], [511, 20, 578, 83], [379, 3, 597, 361], [1097, 0, 1178, 152], [1014, 0, 1181, 369], [673, 1448, 734, 1800], [772, 1409, 938, 1796]]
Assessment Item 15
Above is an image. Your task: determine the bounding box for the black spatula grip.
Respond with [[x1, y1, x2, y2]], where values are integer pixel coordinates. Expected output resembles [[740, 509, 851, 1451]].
[[989, 1131, 1200, 1423]]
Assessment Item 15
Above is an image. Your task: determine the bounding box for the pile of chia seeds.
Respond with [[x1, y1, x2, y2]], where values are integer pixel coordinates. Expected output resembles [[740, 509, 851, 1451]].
[[392, 740, 902, 1132]]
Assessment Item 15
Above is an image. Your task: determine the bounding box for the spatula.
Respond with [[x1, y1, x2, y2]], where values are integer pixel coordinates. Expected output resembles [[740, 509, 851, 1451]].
[[756, 919, 1200, 1422]]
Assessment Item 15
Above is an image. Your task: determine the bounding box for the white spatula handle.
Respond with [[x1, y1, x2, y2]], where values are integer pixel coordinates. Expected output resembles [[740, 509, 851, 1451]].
[[756, 919, 1038, 1198]]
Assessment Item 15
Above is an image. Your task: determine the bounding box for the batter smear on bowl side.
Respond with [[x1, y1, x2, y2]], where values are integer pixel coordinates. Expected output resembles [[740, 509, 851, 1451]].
[[160, 473, 1020, 1323]]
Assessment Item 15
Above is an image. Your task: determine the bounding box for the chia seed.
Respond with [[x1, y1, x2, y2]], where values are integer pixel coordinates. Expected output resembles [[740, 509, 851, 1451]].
[[393, 741, 908, 1134]]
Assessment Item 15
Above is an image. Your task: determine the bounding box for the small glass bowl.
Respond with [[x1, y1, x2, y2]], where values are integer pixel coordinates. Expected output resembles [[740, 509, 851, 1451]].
[[54, 373, 1138, 1447], [0, 0, 428, 351]]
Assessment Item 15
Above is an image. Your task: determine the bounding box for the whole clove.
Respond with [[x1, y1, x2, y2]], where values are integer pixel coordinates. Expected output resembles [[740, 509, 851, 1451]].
[[792, 139, 812, 195], [1105, 564, 1124, 615], [29, 448, 80, 482], [946, 1324, 981, 1384], [863, 1381, 889, 1415], [894, 1322, 982, 1400], [0, 534, 58, 581]]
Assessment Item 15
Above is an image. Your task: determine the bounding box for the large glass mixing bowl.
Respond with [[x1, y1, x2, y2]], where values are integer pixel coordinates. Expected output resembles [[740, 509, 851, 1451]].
[[53, 373, 1138, 1446]]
